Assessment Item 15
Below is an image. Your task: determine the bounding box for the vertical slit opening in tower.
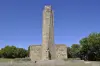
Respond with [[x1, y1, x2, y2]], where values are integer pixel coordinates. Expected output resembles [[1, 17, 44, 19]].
[[48, 48, 51, 60]]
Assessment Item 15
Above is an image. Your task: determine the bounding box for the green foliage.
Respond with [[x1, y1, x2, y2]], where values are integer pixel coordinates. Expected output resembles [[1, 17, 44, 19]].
[[71, 44, 80, 58], [80, 37, 89, 54], [79, 32, 100, 61], [67, 44, 80, 58], [0, 46, 17, 58], [67, 47, 72, 58], [15, 48, 28, 58], [68, 33, 100, 61], [0, 45, 28, 58]]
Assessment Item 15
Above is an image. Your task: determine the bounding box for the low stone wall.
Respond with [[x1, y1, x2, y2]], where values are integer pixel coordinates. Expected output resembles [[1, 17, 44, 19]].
[[29, 45, 41, 61], [56, 44, 68, 60]]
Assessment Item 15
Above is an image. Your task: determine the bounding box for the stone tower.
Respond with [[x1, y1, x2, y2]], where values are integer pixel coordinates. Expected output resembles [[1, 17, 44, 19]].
[[29, 5, 68, 61], [41, 5, 55, 60]]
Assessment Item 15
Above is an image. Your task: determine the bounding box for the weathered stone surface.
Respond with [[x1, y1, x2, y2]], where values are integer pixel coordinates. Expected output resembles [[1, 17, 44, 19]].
[[41, 5, 55, 60], [56, 44, 68, 59], [29, 5, 68, 61], [29, 45, 41, 61]]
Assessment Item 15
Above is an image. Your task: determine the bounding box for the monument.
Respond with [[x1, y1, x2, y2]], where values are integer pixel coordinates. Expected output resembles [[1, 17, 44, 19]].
[[29, 5, 68, 61]]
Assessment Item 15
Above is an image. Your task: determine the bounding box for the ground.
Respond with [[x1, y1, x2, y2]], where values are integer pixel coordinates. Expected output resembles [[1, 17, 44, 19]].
[[0, 58, 14, 62], [0, 58, 100, 66]]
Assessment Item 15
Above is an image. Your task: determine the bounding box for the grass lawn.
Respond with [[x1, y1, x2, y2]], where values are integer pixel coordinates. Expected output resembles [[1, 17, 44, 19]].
[[0, 58, 14, 62]]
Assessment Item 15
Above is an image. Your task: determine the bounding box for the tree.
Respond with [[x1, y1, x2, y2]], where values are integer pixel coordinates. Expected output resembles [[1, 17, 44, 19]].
[[1, 45, 17, 58], [70, 44, 80, 58], [67, 47, 72, 58], [16, 48, 28, 58], [0, 45, 28, 58], [79, 37, 89, 60], [79, 33, 100, 61]]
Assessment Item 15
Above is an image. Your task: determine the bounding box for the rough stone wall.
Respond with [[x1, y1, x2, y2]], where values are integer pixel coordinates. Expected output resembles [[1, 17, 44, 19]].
[[41, 5, 55, 60], [29, 45, 41, 61], [29, 44, 67, 61], [55, 44, 68, 60], [29, 6, 68, 61]]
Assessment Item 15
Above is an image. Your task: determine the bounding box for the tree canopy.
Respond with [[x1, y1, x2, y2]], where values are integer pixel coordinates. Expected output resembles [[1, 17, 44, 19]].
[[0, 32, 100, 61], [67, 32, 100, 61], [0, 45, 28, 58], [79, 33, 100, 61]]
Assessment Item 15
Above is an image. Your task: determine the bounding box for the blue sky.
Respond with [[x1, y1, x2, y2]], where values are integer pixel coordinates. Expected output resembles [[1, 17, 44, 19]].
[[0, 0, 100, 49]]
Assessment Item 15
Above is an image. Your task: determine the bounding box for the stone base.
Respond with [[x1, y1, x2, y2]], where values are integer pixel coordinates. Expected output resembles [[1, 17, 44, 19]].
[[29, 44, 68, 61]]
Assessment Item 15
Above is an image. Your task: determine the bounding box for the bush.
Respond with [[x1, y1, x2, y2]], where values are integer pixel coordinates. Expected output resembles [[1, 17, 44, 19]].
[[0, 45, 28, 58]]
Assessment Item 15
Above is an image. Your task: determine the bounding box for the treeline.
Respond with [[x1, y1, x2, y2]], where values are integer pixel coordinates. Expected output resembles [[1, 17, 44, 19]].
[[67, 33, 100, 61], [0, 32, 100, 61], [0, 46, 28, 58]]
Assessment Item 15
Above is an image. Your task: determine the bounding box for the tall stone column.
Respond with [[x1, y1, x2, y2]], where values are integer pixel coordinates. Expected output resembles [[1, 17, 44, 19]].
[[41, 5, 55, 60]]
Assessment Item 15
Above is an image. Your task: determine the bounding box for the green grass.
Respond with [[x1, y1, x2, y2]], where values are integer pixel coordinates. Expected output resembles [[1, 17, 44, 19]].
[[0, 58, 14, 62], [0, 58, 99, 66]]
